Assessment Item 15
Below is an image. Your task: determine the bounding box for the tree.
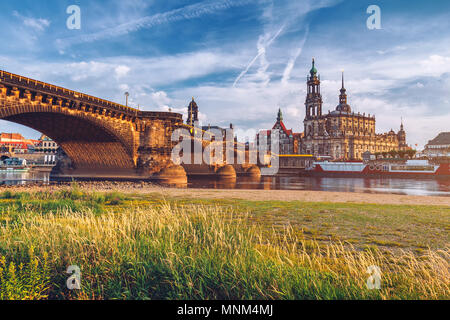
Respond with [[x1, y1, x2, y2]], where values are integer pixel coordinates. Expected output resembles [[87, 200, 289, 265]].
[[398, 150, 407, 159], [389, 150, 398, 158], [406, 149, 417, 159]]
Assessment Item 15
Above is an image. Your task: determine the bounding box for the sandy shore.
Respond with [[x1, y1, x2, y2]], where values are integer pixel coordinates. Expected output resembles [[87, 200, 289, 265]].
[[150, 188, 450, 206], [1, 182, 449, 206]]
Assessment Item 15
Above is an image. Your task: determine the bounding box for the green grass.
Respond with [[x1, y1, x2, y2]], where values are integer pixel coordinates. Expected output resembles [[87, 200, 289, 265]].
[[0, 188, 448, 300]]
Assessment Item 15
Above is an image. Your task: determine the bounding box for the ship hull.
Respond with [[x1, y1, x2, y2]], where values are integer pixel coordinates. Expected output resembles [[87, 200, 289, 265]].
[[302, 163, 450, 179]]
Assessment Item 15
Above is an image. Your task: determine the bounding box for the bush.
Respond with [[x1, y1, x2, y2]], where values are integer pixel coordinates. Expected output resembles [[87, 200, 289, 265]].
[[105, 192, 126, 205], [0, 248, 50, 300], [0, 191, 13, 199]]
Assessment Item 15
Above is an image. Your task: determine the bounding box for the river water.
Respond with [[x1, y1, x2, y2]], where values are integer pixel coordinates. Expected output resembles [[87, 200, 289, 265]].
[[1, 171, 449, 197]]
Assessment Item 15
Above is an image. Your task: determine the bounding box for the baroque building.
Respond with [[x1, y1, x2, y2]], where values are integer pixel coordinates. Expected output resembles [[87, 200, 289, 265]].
[[300, 59, 407, 160]]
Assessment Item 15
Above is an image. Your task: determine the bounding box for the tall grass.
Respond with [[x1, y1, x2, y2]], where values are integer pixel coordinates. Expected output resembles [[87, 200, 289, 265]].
[[0, 195, 448, 300]]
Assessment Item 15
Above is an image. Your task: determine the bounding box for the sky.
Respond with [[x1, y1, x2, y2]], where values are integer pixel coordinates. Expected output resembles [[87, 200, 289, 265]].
[[0, 0, 449, 149]]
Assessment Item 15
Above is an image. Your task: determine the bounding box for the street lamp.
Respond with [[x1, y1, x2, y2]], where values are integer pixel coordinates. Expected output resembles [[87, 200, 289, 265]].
[[124, 92, 129, 107]]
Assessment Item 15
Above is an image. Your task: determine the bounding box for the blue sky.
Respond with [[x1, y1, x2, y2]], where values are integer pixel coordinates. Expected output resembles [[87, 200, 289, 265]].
[[0, 0, 449, 148]]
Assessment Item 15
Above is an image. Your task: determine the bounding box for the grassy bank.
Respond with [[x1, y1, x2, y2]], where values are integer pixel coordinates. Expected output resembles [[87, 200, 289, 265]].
[[0, 187, 448, 300]]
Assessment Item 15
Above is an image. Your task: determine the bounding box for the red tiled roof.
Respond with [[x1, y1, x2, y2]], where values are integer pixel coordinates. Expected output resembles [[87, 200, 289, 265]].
[[272, 121, 293, 136], [0, 133, 25, 141]]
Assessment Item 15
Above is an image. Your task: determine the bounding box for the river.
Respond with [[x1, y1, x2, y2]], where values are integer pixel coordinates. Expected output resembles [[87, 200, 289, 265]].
[[0, 170, 449, 197]]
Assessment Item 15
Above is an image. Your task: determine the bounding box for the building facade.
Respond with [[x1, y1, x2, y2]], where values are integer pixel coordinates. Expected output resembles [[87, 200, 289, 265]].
[[34, 135, 59, 153], [423, 132, 450, 158], [300, 59, 407, 160], [256, 109, 299, 155], [0, 133, 37, 154]]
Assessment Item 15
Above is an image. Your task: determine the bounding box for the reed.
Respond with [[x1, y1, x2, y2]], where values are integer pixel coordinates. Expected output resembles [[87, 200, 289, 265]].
[[0, 190, 448, 300]]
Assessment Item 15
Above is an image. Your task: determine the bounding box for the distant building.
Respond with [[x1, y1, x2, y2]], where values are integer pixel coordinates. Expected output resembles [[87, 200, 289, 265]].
[[185, 98, 235, 139], [257, 109, 300, 155], [0, 133, 38, 154], [424, 132, 450, 158], [300, 59, 408, 160], [34, 135, 58, 153], [0, 133, 27, 143]]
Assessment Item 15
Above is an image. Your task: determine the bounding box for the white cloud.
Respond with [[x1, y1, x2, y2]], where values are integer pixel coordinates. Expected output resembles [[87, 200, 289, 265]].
[[115, 65, 131, 78], [13, 11, 50, 32], [2, 0, 450, 150]]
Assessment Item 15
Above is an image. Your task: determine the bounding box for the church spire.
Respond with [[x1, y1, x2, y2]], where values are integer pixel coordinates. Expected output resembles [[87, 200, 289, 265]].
[[310, 58, 318, 77], [336, 71, 351, 113], [277, 108, 283, 122], [339, 71, 347, 104]]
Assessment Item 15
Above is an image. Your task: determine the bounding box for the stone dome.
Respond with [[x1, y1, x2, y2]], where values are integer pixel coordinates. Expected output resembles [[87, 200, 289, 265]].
[[336, 103, 351, 113]]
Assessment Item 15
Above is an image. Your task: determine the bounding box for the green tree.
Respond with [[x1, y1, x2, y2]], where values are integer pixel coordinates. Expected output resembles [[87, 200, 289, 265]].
[[406, 149, 417, 159], [389, 150, 398, 158]]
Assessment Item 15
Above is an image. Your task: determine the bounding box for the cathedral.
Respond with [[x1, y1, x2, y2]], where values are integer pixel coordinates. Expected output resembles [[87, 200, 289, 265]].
[[299, 59, 407, 160]]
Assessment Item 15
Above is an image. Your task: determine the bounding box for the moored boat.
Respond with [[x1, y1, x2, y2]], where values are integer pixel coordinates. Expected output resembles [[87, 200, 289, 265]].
[[0, 157, 30, 172], [304, 160, 450, 179]]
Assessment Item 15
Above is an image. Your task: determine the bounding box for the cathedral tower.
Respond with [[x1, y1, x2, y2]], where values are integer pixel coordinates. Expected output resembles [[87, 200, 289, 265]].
[[305, 58, 323, 119]]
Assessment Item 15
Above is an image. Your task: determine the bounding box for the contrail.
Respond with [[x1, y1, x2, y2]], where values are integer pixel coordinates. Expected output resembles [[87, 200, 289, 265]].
[[281, 25, 310, 85], [233, 24, 284, 87], [56, 0, 256, 50]]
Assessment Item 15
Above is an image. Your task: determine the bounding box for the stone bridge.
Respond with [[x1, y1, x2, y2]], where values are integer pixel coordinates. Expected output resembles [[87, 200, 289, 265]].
[[0, 70, 185, 181]]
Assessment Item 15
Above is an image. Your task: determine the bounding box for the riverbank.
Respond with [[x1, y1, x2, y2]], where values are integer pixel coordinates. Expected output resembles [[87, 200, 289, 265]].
[[0, 187, 448, 300], [1, 181, 449, 206]]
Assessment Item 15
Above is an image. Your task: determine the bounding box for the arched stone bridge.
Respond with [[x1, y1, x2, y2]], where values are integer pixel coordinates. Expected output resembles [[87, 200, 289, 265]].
[[0, 70, 184, 180]]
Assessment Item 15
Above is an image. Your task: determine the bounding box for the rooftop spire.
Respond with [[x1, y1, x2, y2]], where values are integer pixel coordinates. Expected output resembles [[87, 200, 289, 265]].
[[336, 71, 351, 113], [277, 108, 283, 122], [310, 58, 317, 76]]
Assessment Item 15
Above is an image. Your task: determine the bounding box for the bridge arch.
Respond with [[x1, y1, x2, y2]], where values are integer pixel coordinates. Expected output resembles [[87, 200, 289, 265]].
[[0, 104, 137, 170]]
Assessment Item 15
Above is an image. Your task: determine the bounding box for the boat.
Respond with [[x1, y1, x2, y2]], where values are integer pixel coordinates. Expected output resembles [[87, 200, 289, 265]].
[[0, 158, 30, 172], [303, 159, 450, 179]]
